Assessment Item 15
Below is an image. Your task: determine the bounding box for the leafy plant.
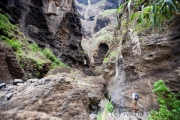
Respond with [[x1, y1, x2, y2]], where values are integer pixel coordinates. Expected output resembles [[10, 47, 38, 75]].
[[105, 100, 114, 113], [126, 0, 180, 29], [149, 80, 180, 120]]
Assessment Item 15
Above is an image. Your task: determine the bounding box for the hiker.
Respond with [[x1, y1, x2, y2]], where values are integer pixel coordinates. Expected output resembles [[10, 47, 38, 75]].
[[130, 92, 139, 109]]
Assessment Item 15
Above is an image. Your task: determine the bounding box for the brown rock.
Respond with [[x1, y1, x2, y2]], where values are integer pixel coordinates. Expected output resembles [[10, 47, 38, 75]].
[[0, 0, 87, 67], [105, 16, 180, 112], [0, 43, 25, 83], [0, 72, 105, 119]]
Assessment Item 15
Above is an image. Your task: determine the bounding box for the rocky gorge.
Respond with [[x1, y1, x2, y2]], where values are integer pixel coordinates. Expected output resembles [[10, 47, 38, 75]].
[[0, 0, 180, 120]]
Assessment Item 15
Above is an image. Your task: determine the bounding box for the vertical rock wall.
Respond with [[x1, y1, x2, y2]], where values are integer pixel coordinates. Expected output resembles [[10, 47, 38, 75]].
[[0, 0, 87, 67], [76, 0, 119, 66], [105, 15, 180, 113]]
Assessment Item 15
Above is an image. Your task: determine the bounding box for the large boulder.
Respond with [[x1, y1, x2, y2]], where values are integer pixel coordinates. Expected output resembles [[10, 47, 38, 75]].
[[0, 71, 105, 119]]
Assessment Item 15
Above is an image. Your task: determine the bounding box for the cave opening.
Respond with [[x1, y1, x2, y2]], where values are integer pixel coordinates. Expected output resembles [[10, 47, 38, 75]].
[[94, 43, 109, 66]]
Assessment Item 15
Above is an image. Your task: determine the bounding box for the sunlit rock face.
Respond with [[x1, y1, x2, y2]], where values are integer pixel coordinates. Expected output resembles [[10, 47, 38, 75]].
[[75, 0, 119, 38], [0, 0, 87, 67], [76, 0, 120, 66], [0, 72, 105, 119]]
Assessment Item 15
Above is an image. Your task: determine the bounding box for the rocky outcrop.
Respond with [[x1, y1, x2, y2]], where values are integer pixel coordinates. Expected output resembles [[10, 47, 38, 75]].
[[0, 70, 105, 119], [0, 0, 87, 67], [0, 43, 25, 83], [105, 15, 180, 114]]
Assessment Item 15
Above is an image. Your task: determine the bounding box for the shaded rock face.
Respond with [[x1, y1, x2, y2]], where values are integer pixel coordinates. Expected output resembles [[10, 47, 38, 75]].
[[105, 16, 180, 113], [0, 72, 105, 119], [0, 0, 87, 67], [94, 43, 109, 65], [75, 0, 118, 38], [94, 18, 110, 33], [0, 43, 25, 83], [104, 0, 120, 10]]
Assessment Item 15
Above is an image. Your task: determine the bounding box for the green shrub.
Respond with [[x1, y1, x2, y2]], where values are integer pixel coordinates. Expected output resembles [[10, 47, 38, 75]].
[[105, 100, 114, 113], [29, 43, 41, 52], [6, 38, 22, 51], [0, 35, 9, 41], [0, 13, 10, 34], [43, 48, 60, 64], [149, 80, 180, 120], [126, 0, 180, 29]]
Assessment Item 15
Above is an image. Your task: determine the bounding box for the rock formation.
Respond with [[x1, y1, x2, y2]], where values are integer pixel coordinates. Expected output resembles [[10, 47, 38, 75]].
[[0, 0, 87, 67], [105, 13, 180, 115], [0, 70, 105, 119], [0, 43, 25, 83], [76, 0, 118, 66]]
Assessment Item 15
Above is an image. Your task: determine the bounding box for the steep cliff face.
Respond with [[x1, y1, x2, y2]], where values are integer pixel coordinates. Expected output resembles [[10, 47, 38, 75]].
[[76, 0, 119, 66], [105, 15, 180, 113], [0, 0, 87, 67]]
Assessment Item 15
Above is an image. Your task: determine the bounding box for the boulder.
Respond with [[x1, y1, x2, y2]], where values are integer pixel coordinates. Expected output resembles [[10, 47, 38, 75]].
[[0, 72, 105, 119], [13, 79, 24, 85], [0, 83, 6, 89]]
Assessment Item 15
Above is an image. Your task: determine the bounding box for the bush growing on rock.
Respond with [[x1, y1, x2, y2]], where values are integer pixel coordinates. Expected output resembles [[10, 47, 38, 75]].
[[149, 80, 180, 120]]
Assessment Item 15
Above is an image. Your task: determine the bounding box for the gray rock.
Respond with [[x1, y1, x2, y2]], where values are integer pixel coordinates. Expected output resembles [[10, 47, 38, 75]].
[[6, 93, 13, 100], [0, 83, 6, 89], [17, 83, 24, 86], [0, 94, 7, 104], [91, 105, 97, 110], [25, 79, 38, 84], [13, 79, 24, 85], [89, 114, 97, 120]]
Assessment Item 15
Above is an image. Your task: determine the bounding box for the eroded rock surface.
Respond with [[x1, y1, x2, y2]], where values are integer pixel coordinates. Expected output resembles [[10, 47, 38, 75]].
[[0, 0, 87, 67], [0, 71, 105, 119], [105, 16, 180, 113], [0, 43, 25, 83], [77, 0, 118, 66]]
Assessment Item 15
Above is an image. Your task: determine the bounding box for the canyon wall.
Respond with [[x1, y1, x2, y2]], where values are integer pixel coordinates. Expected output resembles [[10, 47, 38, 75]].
[[76, 0, 120, 66], [104, 13, 180, 114], [0, 0, 87, 67]]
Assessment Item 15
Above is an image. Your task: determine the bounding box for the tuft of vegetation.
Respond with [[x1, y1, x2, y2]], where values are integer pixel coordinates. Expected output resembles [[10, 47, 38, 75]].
[[149, 80, 180, 120], [105, 100, 114, 113], [98, 99, 114, 120], [99, 9, 117, 17], [126, 0, 180, 29], [97, 112, 102, 120], [0, 13, 10, 34], [103, 51, 118, 64]]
